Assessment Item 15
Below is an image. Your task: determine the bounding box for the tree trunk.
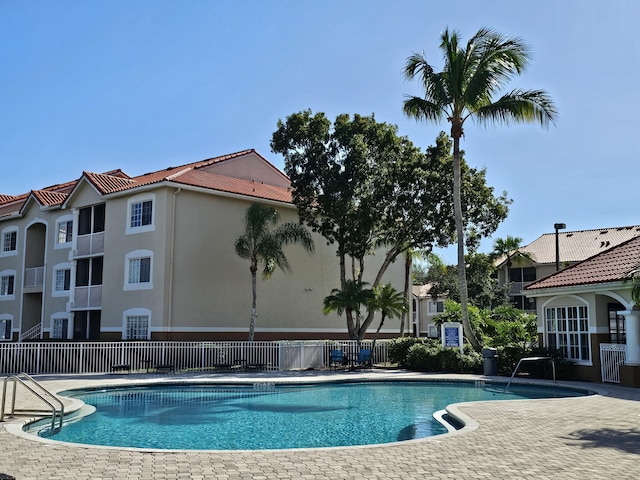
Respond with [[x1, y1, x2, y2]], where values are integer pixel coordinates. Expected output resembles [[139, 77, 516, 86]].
[[339, 249, 357, 340], [371, 313, 387, 354], [452, 124, 482, 352], [400, 252, 411, 336], [248, 264, 258, 342]]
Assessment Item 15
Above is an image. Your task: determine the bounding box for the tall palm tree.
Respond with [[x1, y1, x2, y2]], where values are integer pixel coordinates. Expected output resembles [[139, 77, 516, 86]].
[[235, 203, 314, 341], [323, 279, 375, 342], [491, 236, 533, 283], [370, 283, 408, 351], [403, 27, 556, 351]]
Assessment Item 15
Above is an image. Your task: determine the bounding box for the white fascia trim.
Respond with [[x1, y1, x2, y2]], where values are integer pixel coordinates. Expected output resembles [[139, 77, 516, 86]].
[[524, 281, 628, 298], [103, 181, 296, 210]]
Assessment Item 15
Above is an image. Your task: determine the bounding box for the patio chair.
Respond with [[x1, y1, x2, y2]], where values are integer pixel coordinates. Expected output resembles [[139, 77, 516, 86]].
[[354, 349, 372, 370], [329, 349, 348, 370]]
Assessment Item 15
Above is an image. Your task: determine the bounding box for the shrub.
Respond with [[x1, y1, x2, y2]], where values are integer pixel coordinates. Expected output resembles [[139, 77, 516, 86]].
[[388, 337, 426, 367], [406, 343, 441, 371], [405, 342, 482, 373]]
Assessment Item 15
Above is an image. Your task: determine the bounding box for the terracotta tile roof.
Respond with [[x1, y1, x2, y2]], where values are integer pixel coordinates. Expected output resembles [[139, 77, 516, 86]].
[[498, 225, 640, 266], [84, 171, 138, 193], [0, 195, 17, 204], [31, 190, 67, 207], [81, 149, 292, 203], [168, 169, 292, 203], [2, 150, 292, 220], [525, 235, 640, 290]]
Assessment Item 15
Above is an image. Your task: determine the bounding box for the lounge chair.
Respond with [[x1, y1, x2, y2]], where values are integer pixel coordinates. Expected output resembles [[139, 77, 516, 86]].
[[354, 349, 372, 369], [329, 349, 347, 370]]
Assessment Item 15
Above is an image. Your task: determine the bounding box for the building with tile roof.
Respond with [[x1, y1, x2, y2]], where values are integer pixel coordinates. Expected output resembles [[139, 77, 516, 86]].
[[494, 225, 640, 313], [523, 236, 640, 388], [412, 284, 447, 338], [0, 150, 403, 343]]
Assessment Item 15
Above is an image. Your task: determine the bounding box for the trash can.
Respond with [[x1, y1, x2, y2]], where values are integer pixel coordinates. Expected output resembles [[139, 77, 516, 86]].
[[482, 348, 498, 376]]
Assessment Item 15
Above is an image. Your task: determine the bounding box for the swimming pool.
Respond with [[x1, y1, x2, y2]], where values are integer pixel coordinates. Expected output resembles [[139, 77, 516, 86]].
[[36, 381, 587, 450]]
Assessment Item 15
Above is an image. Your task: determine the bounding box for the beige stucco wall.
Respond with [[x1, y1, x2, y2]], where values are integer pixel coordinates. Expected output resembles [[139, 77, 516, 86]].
[[165, 188, 404, 340], [204, 152, 290, 188], [0, 176, 405, 341]]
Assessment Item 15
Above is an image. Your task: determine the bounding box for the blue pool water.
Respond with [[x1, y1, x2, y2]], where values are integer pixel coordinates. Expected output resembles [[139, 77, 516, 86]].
[[41, 381, 586, 450]]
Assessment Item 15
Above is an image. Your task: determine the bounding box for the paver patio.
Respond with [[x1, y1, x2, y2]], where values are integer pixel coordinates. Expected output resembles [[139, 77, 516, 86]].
[[0, 370, 638, 479]]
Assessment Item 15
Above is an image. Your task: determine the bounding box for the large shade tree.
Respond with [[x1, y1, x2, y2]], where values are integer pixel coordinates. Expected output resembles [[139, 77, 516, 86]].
[[272, 112, 510, 341], [403, 27, 557, 351], [234, 203, 314, 341]]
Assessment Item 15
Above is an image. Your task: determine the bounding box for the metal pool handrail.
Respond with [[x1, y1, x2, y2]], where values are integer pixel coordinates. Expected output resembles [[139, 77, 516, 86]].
[[504, 357, 556, 392], [1, 372, 64, 434]]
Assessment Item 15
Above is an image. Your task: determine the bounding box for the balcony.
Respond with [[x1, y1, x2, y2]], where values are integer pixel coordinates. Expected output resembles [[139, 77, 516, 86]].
[[24, 266, 45, 289], [76, 232, 104, 257], [73, 285, 102, 309]]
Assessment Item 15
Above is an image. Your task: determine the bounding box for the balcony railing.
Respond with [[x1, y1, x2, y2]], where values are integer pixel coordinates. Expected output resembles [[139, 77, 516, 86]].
[[509, 281, 534, 295], [73, 285, 102, 309], [24, 267, 45, 288], [76, 232, 104, 256]]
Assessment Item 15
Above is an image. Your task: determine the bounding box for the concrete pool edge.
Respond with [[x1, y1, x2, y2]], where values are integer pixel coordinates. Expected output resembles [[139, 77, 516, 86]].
[[2, 370, 601, 453]]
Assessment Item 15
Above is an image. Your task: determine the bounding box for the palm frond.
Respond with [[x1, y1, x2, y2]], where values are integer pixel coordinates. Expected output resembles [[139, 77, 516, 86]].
[[475, 89, 557, 127]]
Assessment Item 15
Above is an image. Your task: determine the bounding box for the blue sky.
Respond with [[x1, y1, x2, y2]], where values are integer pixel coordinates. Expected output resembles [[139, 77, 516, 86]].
[[1, 1, 639, 263]]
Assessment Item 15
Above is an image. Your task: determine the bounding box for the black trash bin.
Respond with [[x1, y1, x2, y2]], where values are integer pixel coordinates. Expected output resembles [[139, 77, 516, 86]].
[[482, 348, 498, 376]]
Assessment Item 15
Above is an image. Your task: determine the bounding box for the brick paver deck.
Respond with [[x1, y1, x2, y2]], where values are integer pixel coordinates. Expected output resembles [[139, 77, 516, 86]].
[[1, 370, 638, 479]]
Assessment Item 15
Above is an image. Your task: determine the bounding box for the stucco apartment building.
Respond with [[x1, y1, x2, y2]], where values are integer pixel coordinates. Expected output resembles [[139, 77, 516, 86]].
[[0, 150, 402, 342], [524, 235, 640, 388], [495, 225, 640, 313]]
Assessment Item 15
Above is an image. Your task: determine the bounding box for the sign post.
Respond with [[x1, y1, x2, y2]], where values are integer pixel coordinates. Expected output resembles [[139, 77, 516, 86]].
[[441, 322, 463, 354]]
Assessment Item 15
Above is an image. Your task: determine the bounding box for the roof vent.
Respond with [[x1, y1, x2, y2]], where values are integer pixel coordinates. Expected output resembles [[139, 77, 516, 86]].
[[566, 233, 573, 237], [600, 230, 608, 234]]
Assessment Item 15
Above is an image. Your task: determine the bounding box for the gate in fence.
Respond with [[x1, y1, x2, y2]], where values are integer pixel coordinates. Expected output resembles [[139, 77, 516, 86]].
[[600, 343, 626, 383]]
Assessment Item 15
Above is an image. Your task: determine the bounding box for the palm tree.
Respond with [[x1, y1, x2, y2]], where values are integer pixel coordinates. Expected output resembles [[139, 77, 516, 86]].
[[491, 236, 533, 283], [370, 283, 407, 352], [403, 27, 556, 351], [235, 203, 314, 341], [323, 279, 375, 342]]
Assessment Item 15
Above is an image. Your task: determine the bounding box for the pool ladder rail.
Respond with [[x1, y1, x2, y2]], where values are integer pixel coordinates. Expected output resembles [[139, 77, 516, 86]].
[[1, 372, 64, 435], [504, 356, 556, 392]]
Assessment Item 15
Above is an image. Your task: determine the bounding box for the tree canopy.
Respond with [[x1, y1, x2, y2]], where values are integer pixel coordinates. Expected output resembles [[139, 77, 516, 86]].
[[272, 111, 510, 340]]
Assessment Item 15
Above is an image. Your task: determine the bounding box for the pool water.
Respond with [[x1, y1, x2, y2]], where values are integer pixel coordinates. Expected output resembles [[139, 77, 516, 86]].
[[41, 381, 586, 450]]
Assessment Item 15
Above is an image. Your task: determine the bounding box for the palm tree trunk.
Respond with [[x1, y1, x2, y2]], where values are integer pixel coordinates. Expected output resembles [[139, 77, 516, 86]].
[[400, 252, 411, 336], [249, 265, 257, 342], [372, 313, 386, 354], [452, 127, 482, 352]]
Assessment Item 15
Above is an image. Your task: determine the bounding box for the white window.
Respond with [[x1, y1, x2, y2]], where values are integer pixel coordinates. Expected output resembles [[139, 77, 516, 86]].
[[0, 271, 16, 299], [546, 305, 590, 362], [56, 216, 73, 246], [126, 194, 155, 234], [428, 324, 439, 338], [51, 316, 69, 339], [1, 228, 17, 257], [126, 315, 150, 340], [124, 250, 153, 290], [428, 301, 444, 314], [52, 264, 72, 296], [0, 314, 12, 340]]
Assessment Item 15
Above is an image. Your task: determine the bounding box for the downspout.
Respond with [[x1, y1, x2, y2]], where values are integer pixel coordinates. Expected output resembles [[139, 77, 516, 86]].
[[167, 188, 181, 340]]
